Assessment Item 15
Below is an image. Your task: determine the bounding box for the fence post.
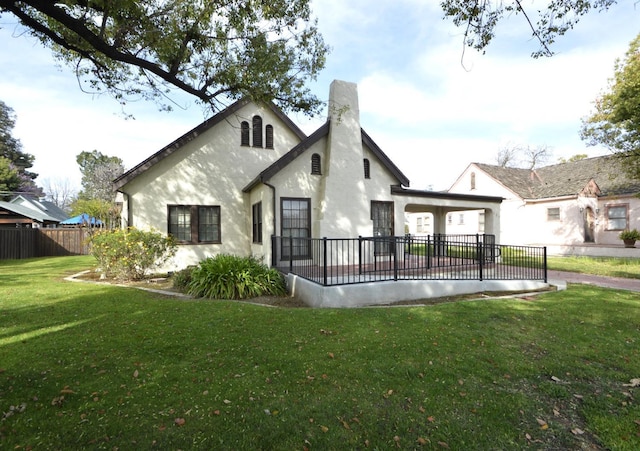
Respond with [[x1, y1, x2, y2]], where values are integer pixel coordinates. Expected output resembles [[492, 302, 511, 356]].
[[477, 234, 484, 281], [358, 236, 363, 275], [543, 246, 548, 283], [393, 236, 398, 281], [323, 237, 328, 286], [289, 235, 293, 273]]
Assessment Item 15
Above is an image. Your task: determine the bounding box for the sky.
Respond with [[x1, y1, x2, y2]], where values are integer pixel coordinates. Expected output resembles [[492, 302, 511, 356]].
[[0, 1, 639, 194]]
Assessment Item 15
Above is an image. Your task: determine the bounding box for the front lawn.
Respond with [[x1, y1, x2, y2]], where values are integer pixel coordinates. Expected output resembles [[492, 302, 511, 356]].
[[548, 255, 640, 279], [1, 256, 639, 449]]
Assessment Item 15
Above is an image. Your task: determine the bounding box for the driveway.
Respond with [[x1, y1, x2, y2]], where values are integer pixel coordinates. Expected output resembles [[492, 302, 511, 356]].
[[548, 270, 640, 293]]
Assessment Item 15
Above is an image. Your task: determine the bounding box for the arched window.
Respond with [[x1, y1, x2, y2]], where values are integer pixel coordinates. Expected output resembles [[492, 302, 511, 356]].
[[240, 121, 250, 146], [363, 158, 370, 179], [265, 125, 274, 149], [252, 115, 263, 147], [311, 153, 321, 175], [470, 172, 476, 190]]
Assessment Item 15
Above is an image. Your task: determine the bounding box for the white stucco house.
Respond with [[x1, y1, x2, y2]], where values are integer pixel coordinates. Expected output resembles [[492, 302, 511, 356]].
[[114, 80, 505, 272], [446, 157, 640, 251]]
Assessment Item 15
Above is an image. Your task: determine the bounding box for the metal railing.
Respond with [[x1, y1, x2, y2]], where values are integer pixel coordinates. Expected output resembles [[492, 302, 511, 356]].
[[271, 234, 547, 286]]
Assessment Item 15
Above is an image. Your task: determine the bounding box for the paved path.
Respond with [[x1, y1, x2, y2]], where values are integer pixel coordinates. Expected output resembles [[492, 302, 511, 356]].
[[548, 270, 640, 293]]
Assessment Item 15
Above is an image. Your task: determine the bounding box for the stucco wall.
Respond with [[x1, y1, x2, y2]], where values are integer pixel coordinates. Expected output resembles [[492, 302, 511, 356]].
[[120, 103, 304, 270]]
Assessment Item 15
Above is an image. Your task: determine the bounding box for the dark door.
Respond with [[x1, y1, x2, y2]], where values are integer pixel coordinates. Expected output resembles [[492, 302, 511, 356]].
[[371, 201, 394, 255]]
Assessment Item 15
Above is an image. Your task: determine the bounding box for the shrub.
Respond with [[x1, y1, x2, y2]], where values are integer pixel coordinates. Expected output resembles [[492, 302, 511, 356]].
[[89, 227, 177, 280], [172, 266, 195, 292], [187, 254, 287, 299], [619, 229, 640, 241]]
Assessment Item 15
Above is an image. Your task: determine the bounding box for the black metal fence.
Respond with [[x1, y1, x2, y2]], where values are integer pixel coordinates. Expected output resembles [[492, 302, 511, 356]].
[[272, 234, 547, 286]]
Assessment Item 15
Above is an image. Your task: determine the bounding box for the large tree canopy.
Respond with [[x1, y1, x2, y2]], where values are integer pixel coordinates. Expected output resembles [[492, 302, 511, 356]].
[[76, 150, 124, 202], [0, 0, 328, 114], [441, 0, 618, 57], [0, 100, 43, 197], [581, 32, 640, 180]]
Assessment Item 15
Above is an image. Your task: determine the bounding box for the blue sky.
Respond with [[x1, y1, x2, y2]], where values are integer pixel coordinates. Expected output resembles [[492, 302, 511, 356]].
[[1, 1, 639, 192]]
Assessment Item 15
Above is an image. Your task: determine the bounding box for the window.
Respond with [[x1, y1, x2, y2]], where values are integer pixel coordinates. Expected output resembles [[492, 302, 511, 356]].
[[478, 212, 485, 233], [281, 198, 311, 259], [265, 125, 274, 149], [458, 213, 464, 225], [252, 202, 262, 244], [363, 158, 370, 179], [547, 207, 560, 221], [416, 217, 423, 233], [168, 205, 191, 242], [470, 172, 476, 190], [371, 201, 394, 255], [447, 214, 452, 225], [311, 153, 321, 175], [168, 205, 220, 244], [252, 115, 263, 147], [607, 204, 628, 230], [240, 121, 250, 146]]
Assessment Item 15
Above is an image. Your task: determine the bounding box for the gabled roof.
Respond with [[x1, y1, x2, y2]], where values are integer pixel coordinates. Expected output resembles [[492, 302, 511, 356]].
[[473, 155, 640, 200], [0, 201, 61, 223], [10, 195, 69, 222], [242, 122, 410, 192], [114, 98, 308, 190]]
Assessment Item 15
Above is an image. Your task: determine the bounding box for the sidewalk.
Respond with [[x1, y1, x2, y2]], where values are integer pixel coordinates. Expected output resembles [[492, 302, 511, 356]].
[[548, 270, 640, 293]]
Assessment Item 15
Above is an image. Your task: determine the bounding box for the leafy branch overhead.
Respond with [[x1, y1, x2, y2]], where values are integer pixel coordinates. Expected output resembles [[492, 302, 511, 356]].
[[0, 0, 328, 114], [440, 0, 618, 57]]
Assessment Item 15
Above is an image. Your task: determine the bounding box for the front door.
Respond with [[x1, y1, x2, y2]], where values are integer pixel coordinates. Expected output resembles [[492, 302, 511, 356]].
[[371, 201, 394, 255], [583, 207, 595, 243]]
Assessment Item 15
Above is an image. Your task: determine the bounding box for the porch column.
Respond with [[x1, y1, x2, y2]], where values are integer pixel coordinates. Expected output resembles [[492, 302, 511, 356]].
[[484, 207, 500, 243], [433, 208, 447, 235]]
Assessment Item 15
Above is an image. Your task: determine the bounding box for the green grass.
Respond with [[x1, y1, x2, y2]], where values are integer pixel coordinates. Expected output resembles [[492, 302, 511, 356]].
[[1, 257, 640, 449], [548, 256, 640, 279]]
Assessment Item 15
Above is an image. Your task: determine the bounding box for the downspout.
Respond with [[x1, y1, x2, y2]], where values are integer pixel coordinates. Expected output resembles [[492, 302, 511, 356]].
[[264, 181, 277, 266], [263, 181, 276, 231]]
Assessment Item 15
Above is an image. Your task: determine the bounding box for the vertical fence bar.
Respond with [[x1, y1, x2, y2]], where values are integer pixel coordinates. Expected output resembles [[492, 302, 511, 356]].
[[358, 236, 363, 275], [288, 235, 293, 273], [478, 234, 484, 281], [323, 237, 328, 286], [393, 237, 398, 281], [543, 246, 548, 283]]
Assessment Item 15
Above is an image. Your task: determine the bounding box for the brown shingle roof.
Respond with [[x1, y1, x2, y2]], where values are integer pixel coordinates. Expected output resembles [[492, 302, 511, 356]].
[[475, 155, 640, 199]]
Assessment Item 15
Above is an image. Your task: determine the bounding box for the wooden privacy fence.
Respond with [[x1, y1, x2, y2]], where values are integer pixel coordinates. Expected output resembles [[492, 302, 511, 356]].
[[0, 228, 91, 259]]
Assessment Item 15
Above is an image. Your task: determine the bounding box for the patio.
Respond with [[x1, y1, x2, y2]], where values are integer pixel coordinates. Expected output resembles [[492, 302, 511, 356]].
[[271, 234, 550, 307]]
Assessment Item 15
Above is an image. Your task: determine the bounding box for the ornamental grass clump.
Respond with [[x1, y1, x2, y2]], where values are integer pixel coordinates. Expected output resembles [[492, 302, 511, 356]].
[[187, 254, 287, 299], [89, 227, 177, 280]]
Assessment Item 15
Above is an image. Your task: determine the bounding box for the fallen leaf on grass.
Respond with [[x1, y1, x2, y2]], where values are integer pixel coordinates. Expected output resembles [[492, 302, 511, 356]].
[[320, 425, 329, 433], [133, 369, 139, 378], [339, 417, 351, 430], [417, 437, 429, 445], [174, 418, 185, 426], [437, 441, 449, 448], [536, 418, 549, 430], [571, 428, 584, 435]]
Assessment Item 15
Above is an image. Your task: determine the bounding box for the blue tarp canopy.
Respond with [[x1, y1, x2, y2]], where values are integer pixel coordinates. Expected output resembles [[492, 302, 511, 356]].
[[60, 213, 103, 226]]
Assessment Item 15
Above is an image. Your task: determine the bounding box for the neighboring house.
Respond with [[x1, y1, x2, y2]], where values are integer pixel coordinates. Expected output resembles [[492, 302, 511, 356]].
[[114, 80, 503, 270], [447, 156, 640, 246], [0, 195, 69, 228]]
